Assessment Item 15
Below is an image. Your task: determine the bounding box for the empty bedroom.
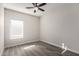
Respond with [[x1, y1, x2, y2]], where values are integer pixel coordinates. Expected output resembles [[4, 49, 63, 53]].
[[0, 3, 79, 56]]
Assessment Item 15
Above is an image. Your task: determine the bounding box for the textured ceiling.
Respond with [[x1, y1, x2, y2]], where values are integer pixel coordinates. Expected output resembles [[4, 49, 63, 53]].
[[3, 3, 47, 17]]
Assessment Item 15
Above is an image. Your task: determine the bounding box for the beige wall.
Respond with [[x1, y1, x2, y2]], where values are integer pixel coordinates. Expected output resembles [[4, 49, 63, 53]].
[[4, 8, 40, 48], [40, 4, 79, 53], [0, 4, 4, 55]]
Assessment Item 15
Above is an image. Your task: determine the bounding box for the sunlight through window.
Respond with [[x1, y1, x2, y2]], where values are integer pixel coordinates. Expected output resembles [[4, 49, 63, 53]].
[[23, 45, 36, 50], [9, 20, 24, 39]]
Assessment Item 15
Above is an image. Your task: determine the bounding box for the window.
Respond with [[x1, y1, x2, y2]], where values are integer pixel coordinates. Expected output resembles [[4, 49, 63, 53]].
[[9, 20, 24, 39]]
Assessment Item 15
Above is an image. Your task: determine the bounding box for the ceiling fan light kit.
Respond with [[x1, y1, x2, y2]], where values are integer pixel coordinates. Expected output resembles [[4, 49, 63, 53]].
[[26, 3, 47, 13]]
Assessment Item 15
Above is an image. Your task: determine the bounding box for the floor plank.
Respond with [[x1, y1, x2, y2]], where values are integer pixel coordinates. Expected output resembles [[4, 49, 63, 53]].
[[2, 41, 79, 56]]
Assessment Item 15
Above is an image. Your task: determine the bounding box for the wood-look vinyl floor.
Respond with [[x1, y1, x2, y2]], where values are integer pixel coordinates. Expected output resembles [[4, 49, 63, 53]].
[[2, 41, 79, 56]]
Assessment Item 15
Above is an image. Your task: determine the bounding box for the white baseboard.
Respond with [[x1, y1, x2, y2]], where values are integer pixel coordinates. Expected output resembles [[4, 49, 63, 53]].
[[40, 40, 61, 48], [40, 40, 79, 55], [5, 39, 40, 48], [67, 48, 79, 55]]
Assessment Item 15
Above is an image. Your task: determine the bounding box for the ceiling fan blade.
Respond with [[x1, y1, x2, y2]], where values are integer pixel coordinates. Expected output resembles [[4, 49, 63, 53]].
[[36, 3, 38, 7], [38, 3, 47, 7], [32, 3, 38, 7], [38, 8, 45, 11], [32, 3, 35, 7], [34, 10, 36, 13], [26, 7, 34, 9]]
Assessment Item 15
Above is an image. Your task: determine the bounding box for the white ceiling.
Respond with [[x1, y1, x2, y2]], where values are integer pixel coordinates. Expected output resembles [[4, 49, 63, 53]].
[[3, 3, 48, 17]]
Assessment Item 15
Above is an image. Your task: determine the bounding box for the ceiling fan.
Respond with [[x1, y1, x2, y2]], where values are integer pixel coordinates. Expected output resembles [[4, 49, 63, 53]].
[[26, 3, 47, 13]]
